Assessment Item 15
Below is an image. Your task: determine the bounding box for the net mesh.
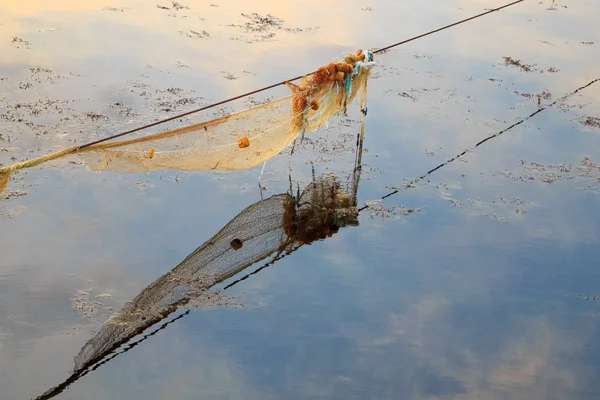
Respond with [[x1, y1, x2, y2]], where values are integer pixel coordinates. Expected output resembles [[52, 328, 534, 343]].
[[0, 50, 374, 194], [32, 50, 372, 400], [78, 50, 375, 173], [72, 173, 359, 372], [0, 172, 8, 193]]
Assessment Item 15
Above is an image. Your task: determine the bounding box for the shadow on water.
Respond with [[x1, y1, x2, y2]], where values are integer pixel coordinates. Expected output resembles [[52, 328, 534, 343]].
[[34, 136, 367, 400]]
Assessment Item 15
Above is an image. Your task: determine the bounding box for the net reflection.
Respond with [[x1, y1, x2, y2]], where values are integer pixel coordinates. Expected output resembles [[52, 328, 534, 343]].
[[35, 171, 361, 400]]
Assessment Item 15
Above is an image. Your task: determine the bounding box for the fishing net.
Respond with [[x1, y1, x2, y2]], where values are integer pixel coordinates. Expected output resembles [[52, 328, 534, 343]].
[[79, 49, 374, 173], [32, 49, 371, 394], [80, 98, 297, 173], [68, 173, 359, 375], [0, 50, 374, 194]]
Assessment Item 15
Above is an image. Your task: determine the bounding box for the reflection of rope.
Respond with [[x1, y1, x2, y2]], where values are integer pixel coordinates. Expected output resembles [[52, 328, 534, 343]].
[[33, 244, 304, 400], [352, 78, 369, 204], [224, 245, 302, 290], [34, 310, 191, 400], [359, 77, 600, 211], [33, 84, 364, 398], [38, 69, 373, 400], [38, 76, 600, 400]]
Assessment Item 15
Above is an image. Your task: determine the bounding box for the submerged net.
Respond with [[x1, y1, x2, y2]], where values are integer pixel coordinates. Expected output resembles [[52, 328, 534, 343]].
[[79, 49, 375, 173], [67, 173, 359, 375]]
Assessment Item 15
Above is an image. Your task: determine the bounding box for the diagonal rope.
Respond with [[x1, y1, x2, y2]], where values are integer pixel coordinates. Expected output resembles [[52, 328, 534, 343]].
[[359, 76, 600, 210], [78, 0, 526, 149], [33, 247, 299, 400], [0, 0, 526, 179]]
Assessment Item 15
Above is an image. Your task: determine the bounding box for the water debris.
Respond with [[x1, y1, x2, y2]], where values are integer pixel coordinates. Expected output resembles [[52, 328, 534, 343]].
[[71, 289, 115, 323], [513, 89, 552, 109], [109, 102, 137, 117], [581, 157, 599, 170], [436, 183, 537, 223], [157, 98, 199, 111], [388, 90, 418, 101], [29, 67, 53, 74], [424, 147, 442, 157], [238, 13, 284, 32], [366, 200, 421, 219], [547, 67, 560, 73], [166, 87, 184, 95], [580, 41, 595, 45], [228, 13, 313, 42], [572, 293, 600, 301], [171, 1, 189, 10], [514, 90, 552, 100], [179, 30, 210, 39], [83, 112, 108, 121], [502, 57, 538, 72], [0, 205, 25, 218], [0, 189, 27, 200], [221, 72, 238, 80], [581, 116, 600, 129], [11, 37, 31, 46], [499, 158, 600, 185]]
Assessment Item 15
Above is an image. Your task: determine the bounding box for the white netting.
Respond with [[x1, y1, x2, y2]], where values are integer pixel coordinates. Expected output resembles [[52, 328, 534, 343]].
[[78, 50, 375, 173]]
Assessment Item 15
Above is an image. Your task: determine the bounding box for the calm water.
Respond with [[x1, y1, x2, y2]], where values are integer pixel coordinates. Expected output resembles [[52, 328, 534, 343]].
[[1, 0, 600, 399]]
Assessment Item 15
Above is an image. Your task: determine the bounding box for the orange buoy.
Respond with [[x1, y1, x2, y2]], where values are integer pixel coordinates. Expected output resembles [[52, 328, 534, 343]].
[[238, 137, 250, 148]]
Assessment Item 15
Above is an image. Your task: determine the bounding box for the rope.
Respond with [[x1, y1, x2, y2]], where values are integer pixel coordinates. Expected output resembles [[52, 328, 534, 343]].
[[359, 76, 600, 211], [1, 0, 526, 178], [79, 0, 525, 148], [0, 146, 80, 175]]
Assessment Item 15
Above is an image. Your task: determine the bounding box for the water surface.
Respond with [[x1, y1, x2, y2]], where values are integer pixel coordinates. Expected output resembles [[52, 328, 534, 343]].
[[1, 0, 600, 399]]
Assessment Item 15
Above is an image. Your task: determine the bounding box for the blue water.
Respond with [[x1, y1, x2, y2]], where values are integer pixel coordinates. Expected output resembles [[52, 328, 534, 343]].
[[1, 0, 599, 399]]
